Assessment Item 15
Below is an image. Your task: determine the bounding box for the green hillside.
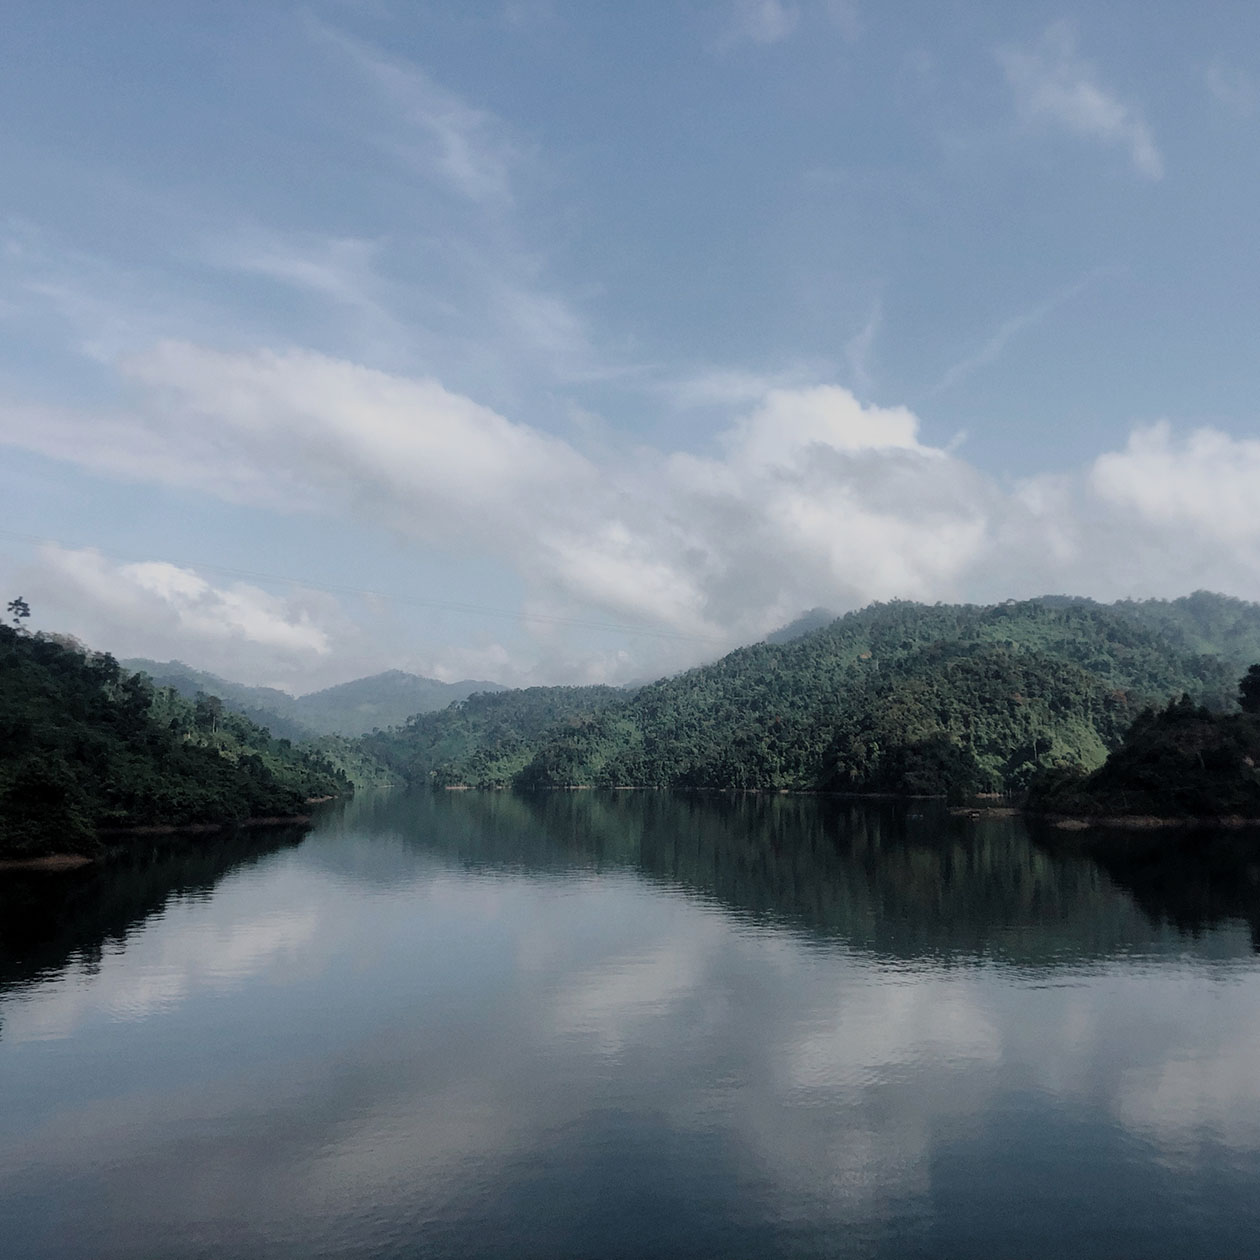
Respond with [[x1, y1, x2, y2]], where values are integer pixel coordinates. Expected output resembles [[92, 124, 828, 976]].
[[1029, 672, 1260, 820], [122, 658, 313, 741], [361, 685, 627, 788], [365, 595, 1258, 799], [2, 627, 349, 858]]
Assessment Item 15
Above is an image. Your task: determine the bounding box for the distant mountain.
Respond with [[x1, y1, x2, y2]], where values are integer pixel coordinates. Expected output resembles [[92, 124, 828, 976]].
[[122, 659, 311, 741], [293, 670, 506, 736], [123, 660, 506, 738]]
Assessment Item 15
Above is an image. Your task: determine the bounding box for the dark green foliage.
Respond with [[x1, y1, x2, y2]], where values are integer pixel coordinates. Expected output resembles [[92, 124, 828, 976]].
[[363, 686, 626, 788], [1028, 685, 1260, 819], [1239, 665, 1260, 715], [304, 734, 405, 789], [0, 627, 349, 857], [122, 658, 316, 740], [6, 596, 30, 629], [365, 595, 1258, 797]]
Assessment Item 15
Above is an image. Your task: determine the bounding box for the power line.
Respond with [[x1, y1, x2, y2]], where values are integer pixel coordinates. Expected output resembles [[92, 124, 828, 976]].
[[0, 527, 729, 647]]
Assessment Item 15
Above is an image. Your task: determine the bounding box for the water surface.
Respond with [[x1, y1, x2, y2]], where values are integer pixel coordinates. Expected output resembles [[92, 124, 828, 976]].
[[3, 791, 1260, 1258]]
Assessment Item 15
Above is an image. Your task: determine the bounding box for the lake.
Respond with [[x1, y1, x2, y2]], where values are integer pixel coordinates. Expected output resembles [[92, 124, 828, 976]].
[[3, 791, 1260, 1258]]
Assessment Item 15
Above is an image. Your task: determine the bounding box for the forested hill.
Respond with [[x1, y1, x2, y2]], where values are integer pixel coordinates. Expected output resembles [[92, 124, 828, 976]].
[[768, 592, 1260, 657], [363, 595, 1260, 798], [121, 658, 313, 741], [361, 686, 627, 789], [1, 627, 349, 858], [123, 659, 505, 737], [1028, 668, 1260, 820]]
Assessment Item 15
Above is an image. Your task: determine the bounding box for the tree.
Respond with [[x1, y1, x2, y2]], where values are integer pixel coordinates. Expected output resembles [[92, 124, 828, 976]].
[[6, 596, 30, 629], [194, 692, 224, 734], [1240, 664, 1260, 714]]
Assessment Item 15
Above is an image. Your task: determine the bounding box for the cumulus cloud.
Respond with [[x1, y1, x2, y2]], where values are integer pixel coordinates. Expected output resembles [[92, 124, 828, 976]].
[[1092, 423, 1260, 546], [0, 344, 987, 647], [999, 22, 1164, 180], [3, 341, 1260, 684], [19, 544, 341, 686]]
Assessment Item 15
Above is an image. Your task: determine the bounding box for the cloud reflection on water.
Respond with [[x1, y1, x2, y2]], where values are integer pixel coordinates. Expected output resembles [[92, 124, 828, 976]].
[[2, 794, 1260, 1257]]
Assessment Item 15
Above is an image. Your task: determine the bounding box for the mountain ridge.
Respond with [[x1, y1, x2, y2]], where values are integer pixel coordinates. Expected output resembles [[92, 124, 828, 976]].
[[362, 592, 1260, 798], [123, 659, 506, 738]]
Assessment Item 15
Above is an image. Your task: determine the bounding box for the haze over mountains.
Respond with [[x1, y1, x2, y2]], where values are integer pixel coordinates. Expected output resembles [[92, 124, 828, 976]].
[[122, 659, 505, 739]]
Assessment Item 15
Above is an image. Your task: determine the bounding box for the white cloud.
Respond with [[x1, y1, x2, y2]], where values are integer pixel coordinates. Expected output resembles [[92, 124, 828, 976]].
[[1206, 61, 1258, 117], [0, 345, 991, 654], [20, 543, 340, 683], [663, 363, 830, 409], [4, 341, 1260, 684], [718, 0, 800, 49], [999, 22, 1164, 180], [1091, 422, 1260, 544], [726, 384, 921, 464]]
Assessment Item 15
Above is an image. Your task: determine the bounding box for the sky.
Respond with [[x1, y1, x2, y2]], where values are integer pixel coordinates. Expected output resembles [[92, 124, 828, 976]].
[[2, 0, 1260, 692]]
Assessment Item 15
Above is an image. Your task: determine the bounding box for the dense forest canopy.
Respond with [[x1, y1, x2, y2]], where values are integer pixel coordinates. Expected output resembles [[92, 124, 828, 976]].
[[363, 594, 1260, 799], [0, 624, 349, 857], [1028, 677, 1260, 820]]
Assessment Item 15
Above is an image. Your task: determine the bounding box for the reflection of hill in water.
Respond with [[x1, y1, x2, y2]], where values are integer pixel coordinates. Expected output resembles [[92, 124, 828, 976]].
[[4, 792, 1259, 1007], [1036, 822, 1260, 953], [0, 827, 309, 995], [338, 790, 1260, 964]]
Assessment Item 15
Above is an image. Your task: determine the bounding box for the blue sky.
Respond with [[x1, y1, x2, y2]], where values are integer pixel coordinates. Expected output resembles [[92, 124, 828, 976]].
[[2, 0, 1260, 689]]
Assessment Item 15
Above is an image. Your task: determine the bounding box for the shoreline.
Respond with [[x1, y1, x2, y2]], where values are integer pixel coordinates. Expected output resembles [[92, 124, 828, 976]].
[[1036, 812, 1260, 832], [440, 780, 1260, 828], [98, 813, 315, 837], [0, 853, 95, 872], [0, 808, 330, 872]]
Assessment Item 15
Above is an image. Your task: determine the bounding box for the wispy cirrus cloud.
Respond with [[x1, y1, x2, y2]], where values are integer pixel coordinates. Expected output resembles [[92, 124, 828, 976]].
[[844, 299, 881, 398], [313, 23, 526, 207], [718, 0, 800, 49], [927, 272, 1101, 398], [998, 22, 1163, 180], [1205, 61, 1259, 118], [713, 0, 857, 51]]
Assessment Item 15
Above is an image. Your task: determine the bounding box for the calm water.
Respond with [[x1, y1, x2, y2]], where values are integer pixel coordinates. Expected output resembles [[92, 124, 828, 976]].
[[3, 792, 1260, 1259]]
